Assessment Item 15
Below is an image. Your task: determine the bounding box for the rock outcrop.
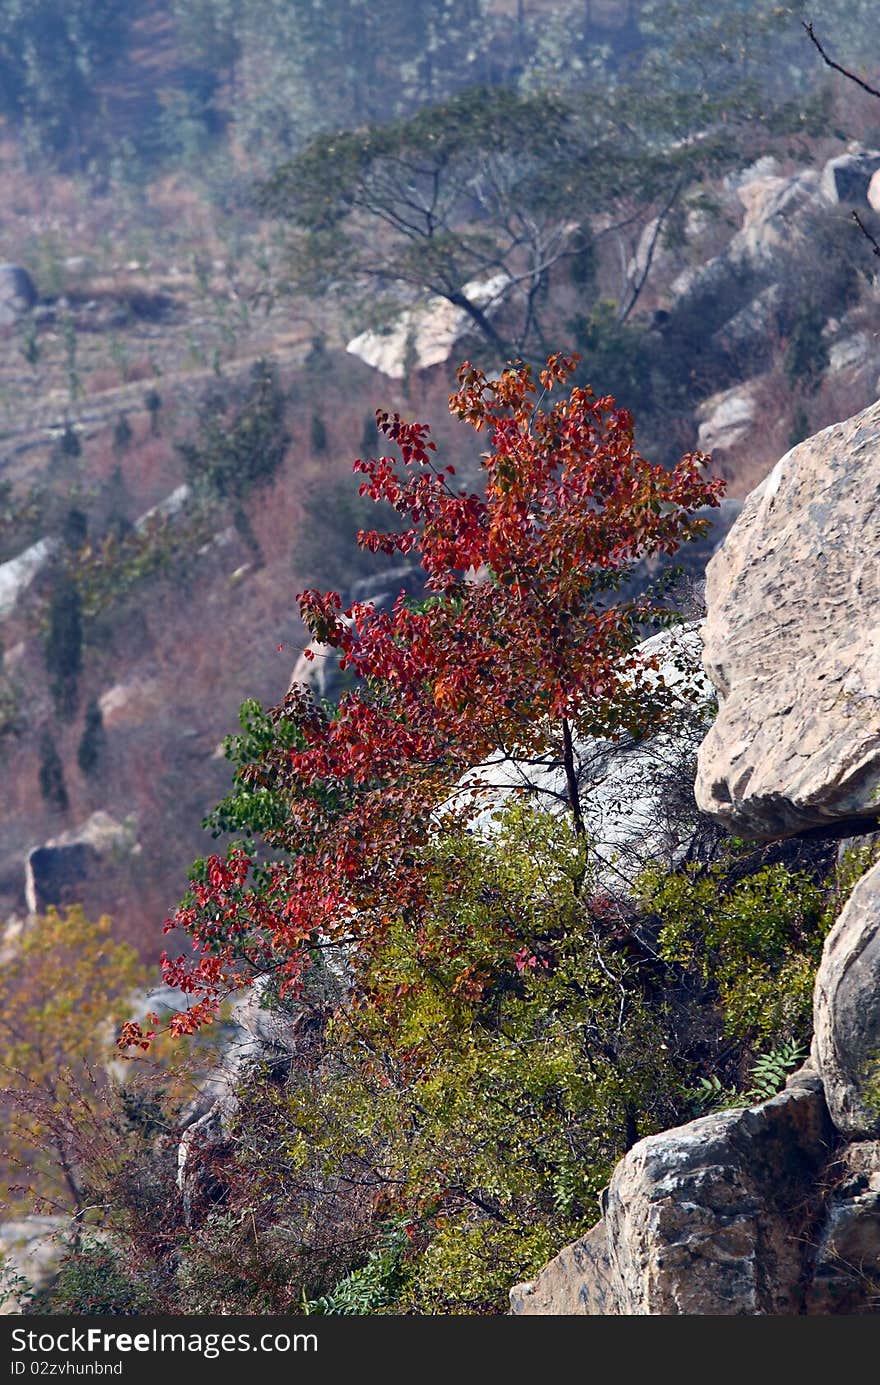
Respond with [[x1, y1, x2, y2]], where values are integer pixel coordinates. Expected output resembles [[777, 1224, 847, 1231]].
[[514, 396, 880, 1315], [346, 273, 511, 380], [695, 396, 880, 840], [813, 858, 880, 1137], [0, 1217, 70, 1313], [512, 1065, 833, 1315], [465, 622, 717, 891], [820, 150, 880, 207], [25, 811, 139, 915]]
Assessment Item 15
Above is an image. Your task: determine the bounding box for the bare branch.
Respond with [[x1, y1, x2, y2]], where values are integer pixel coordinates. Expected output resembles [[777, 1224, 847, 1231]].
[[619, 176, 684, 324], [852, 209, 880, 258], [803, 20, 880, 101]]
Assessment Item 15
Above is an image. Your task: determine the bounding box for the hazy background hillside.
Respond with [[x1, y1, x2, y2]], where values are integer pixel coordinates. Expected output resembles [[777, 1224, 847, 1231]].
[[3, 0, 880, 965]]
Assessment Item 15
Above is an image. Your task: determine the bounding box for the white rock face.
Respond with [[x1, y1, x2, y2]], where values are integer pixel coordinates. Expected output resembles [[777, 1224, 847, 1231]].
[[827, 331, 876, 375], [695, 396, 880, 839], [0, 538, 56, 620], [820, 150, 880, 207], [813, 857, 880, 1136], [346, 273, 511, 379], [695, 382, 757, 454], [134, 483, 191, 530], [728, 170, 820, 268], [463, 624, 714, 892], [0, 1217, 70, 1312]]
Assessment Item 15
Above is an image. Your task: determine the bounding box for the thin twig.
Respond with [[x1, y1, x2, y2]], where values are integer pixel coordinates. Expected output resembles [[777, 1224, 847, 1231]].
[[803, 21, 880, 101], [852, 210, 880, 259]]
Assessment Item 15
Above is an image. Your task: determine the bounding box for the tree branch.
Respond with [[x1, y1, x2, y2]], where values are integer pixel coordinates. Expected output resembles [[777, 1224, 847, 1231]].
[[852, 209, 880, 258], [803, 20, 880, 101]]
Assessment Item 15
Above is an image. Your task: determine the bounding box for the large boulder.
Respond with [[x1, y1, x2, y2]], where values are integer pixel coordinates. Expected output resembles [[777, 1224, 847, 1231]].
[[511, 1068, 833, 1314], [820, 150, 880, 207], [0, 538, 56, 622], [695, 381, 758, 455], [463, 623, 717, 892], [695, 396, 880, 839], [813, 857, 880, 1137], [346, 273, 511, 380], [25, 811, 139, 915], [0, 1217, 70, 1312], [728, 169, 821, 268], [0, 264, 37, 328]]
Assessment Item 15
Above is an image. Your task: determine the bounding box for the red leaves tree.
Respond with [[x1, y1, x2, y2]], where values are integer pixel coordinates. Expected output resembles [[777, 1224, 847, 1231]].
[[133, 353, 723, 1040]]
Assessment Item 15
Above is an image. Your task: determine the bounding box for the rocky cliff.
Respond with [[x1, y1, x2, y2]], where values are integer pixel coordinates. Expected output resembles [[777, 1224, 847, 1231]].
[[512, 395, 880, 1315]]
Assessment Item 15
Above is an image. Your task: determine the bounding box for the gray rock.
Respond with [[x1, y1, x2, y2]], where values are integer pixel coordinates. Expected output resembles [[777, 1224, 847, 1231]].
[[806, 1140, 880, 1313], [814, 858, 880, 1137], [712, 284, 782, 372], [696, 381, 758, 454], [509, 1223, 613, 1315], [463, 623, 717, 893], [695, 396, 880, 839], [0, 538, 56, 621], [25, 812, 139, 914], [0, 264, 37, 328], [827, 329, 875, 375], [346, 272, 511, 380], [729, 169, 821, 269], [511, 1080, 833, 1314], [0, 1216, 70, 1312], [821, 150, 880, 207]]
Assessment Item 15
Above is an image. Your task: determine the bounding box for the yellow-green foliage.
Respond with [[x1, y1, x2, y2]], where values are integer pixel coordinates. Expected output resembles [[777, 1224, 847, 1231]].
[[640, 858, 829, 1043], [226, 807, 692, 1313], [0, 906, 147, 1213]]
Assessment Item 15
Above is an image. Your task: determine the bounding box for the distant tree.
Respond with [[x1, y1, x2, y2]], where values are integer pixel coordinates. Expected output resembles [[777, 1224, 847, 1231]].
[[0, 906, 146, 1214], [77, 698, 106, 777], [113, 413, 133, 454], [178, 357, 289, 505], [310, 413, 328, 455], [38, 730, 69, 813], [61, 508, 88, 553], [179, 0, 497, 165], [45, 572, 83, 719], [0, 0, 130, 160], [56, 424, 81, 461], [258, 88, 595, 359], [144, 389, 163, 436]]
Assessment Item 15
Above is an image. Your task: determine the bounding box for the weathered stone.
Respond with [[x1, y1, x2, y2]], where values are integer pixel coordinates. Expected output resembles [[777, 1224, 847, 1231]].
[[0, 538, 56, 621], [0, 263, 37, 328], [695, 381, 758, 454], [728, 170, 821, 268], [820, 150, 880, 207], [0, 1216, 70, 1312], [511, 1079, 833, 1314], [828, 331, 875, 375], [346, 273, 511, 380], [509, 1223, 613, 1315], [25, 811, 139, 914], [712, 285, 781, 373], [463, 623, 717, 893], [695, 396, 880, 839], [814, 858, 880, 1137], [806, 1140, 880, 1313], [134, 483, 191, 531]]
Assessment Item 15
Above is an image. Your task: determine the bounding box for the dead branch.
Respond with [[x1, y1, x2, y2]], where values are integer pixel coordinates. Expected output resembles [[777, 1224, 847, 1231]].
[[803, 21, 880, 101]]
